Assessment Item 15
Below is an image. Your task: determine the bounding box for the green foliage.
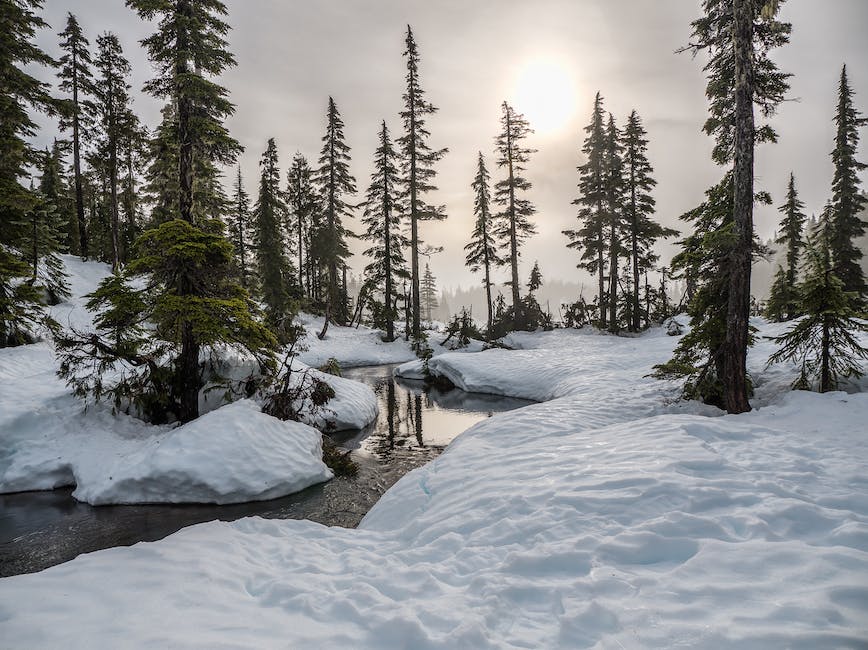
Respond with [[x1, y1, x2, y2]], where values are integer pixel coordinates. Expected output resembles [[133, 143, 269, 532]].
[[768, 209, 868, 392], [56, 219, 277, 423], [318, 357, 342, 377], [773, 172, 806, 319], [442, 308, 482, 349]]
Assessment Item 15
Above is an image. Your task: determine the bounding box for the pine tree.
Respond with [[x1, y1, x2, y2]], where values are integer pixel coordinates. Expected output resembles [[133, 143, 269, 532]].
[[493, 101, 536, 331], [664, 0, 790, 412], [765, 264, 792, 322], [622, 110, 677, 331], [30, 154, 71, 304], [564, 92, 608, 328], [0, 0, 60, 346], [603, 113, 627, 332], [464, 152, 503, 337], [118, 113, 147, 262], [420, 263, 438, 322], [313, 97, 356, 339], [399, 26, 447, 342], [141, 104, 179, 225], [253, 139, 296, 340], [772, 172, 806, 319], [122, 0, 245, 422], [229, 165, 252, 289], [829, 64, 868, 300], [286, 152, 316, 296], [768, 205, 868, 392], [527, 261, 543, 294], [92, 32, 134, 272], [57, 12, 94, 259], [361, 121, 407, 342]]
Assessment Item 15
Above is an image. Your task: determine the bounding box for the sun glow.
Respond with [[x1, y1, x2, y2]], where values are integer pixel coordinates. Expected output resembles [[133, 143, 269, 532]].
[[511, 57, 578, 135]]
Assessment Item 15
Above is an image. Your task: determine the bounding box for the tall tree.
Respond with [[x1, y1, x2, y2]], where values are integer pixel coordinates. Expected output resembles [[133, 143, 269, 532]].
[[0, 0, 60, 346], [829, 64, 868, 300], [564, 92, 608, 328], [493, 101, 536, 331], [361, 121, 407, 342], [57, 12, 94, 259], [622, 110, 677, 331], [771, 171, 806, 319], [313, 97, 356, 339], [399, 25, 447, 342], [126, 0, 244, 422], [30, 151, 71, 304], [286, 152, 316, 295], [768, 205, 868, 392], [465, 152, 502, 337], [603, 113, 626, 332], [229, 164, 252, 288], [669, 0, 790, 412], [253, 138, 296, 339], [92, 32, 133, 272]]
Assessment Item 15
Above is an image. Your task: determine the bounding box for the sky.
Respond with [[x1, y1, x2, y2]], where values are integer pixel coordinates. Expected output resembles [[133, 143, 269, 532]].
[[32, 0, 868, 293]]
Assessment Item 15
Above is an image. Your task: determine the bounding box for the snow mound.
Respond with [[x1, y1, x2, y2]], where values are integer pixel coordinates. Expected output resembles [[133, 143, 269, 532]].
[[72, 400, 331, 505]]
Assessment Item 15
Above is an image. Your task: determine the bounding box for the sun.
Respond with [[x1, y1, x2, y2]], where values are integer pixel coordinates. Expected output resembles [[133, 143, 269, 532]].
[[511, 57, 578, 135]]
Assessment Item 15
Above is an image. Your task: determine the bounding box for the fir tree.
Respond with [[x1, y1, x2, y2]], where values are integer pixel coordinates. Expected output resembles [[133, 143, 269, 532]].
[[564, 92, 608, 328], [29, 157, 71, 305], [286, 152, 316, 295], [765, 264, 793, 322], [664, 0, 790, 412], [527, 261, 543, 294], [361, 121, 407, 342], [118, 114, 147, 262], [399, 26, 447, 341], [92, 32, 134, 272], [603, 113, 627, 332], [229, 165, 251, 288], [0, 0, 60, 346], [772, 172, 806, 319], [253, 139, 296, 340], [768, 205, 868, 392], [622, 110, 677, 331], [141, 104, 179, 225], [313, 97, 356, 339], [420, 263, 438, 322], [493, 101, 536, 331], [57, 12, 94, 259], [464, 152, 502, 337], [829, 64, 868, 300]]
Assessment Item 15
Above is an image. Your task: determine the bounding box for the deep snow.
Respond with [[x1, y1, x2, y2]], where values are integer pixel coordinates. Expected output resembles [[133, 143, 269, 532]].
[[0, 256, 375, 504], [2, 294, 867, 647]]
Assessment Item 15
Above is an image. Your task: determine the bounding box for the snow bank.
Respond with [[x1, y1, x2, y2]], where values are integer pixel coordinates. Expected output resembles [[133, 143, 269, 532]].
[[2, 318, 867, 647]]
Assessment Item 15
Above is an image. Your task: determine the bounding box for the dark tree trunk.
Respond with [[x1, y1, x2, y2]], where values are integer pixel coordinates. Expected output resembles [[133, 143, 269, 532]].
[[72, 44, 88, 259], [630, 172, 641, 332], [408, 67, 421, 342], [384, 189, 394, 342], [723, 0, 754, 414], [505, 111, 521, 331], [608, 221, 618, 333]]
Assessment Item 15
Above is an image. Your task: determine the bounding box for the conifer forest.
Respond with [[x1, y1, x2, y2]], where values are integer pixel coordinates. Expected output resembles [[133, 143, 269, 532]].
[[1, 1, 867, 647]]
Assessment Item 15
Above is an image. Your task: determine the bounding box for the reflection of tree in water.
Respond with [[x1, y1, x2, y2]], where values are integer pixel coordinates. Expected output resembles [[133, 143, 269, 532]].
[[368, 377, 430, 459]]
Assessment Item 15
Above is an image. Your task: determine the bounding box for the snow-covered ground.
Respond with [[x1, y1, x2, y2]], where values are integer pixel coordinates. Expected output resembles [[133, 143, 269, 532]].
[[0, 256, 375, 504], [2, 301, 867, 647]]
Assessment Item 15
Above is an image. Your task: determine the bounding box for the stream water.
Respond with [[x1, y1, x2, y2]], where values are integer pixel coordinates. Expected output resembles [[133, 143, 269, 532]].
[[0, 364, 532, 577]]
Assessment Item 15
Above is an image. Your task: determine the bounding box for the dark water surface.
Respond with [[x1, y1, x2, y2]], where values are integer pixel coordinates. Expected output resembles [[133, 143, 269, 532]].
[[0, 364, 532, 577]]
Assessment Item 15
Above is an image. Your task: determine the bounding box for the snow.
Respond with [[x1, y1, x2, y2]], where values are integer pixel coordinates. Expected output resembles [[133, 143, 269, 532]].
[[0, 256, 374, 504], [2, 311, 867, 647]]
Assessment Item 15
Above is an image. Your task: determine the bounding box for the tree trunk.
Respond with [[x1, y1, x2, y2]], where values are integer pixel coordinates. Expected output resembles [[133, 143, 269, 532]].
[[408, 71, 421, 342], [630, 171, 641, 332], [597, 197, 606, 329], [608, 222, 618, 333], [384, 194, 394, 342], [506, 111, 521, 331], [723, 0, 754, 415], [71, 44, 88, 259]]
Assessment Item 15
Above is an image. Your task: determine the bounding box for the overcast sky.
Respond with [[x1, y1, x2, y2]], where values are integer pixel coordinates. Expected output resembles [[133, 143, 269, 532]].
[[33, 0, 868, 291]]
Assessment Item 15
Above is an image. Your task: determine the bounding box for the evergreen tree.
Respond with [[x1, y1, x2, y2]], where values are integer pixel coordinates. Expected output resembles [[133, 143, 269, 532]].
[[622, 110, 677, 331], [141, 104, 179, 225], [564, 92, 608, 328], [527, 260, 543, 294], [361, 121, 407, 342], [118, 114, 147, 262], [0, 0, 60, 346], [829, 64, 868, 300], [768, 205, 868, 392], [29, 155, 71, 304], [57, 12, 94, 259], [399, 25, 447, 342], [603, 113, 627, 332], [229, 165, 252, 289], [313, 97, 356, 339], [493, 101, 536, 331], [464, 152, 502, 337], [420, 263, 438, 322], [253, 139, 296, 340], [772, 171, 806, 319], [663, 0, 790, 412], [92, 32, 134, 272], [286, 152, 316, 295], [765, 264, 793, 322]]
